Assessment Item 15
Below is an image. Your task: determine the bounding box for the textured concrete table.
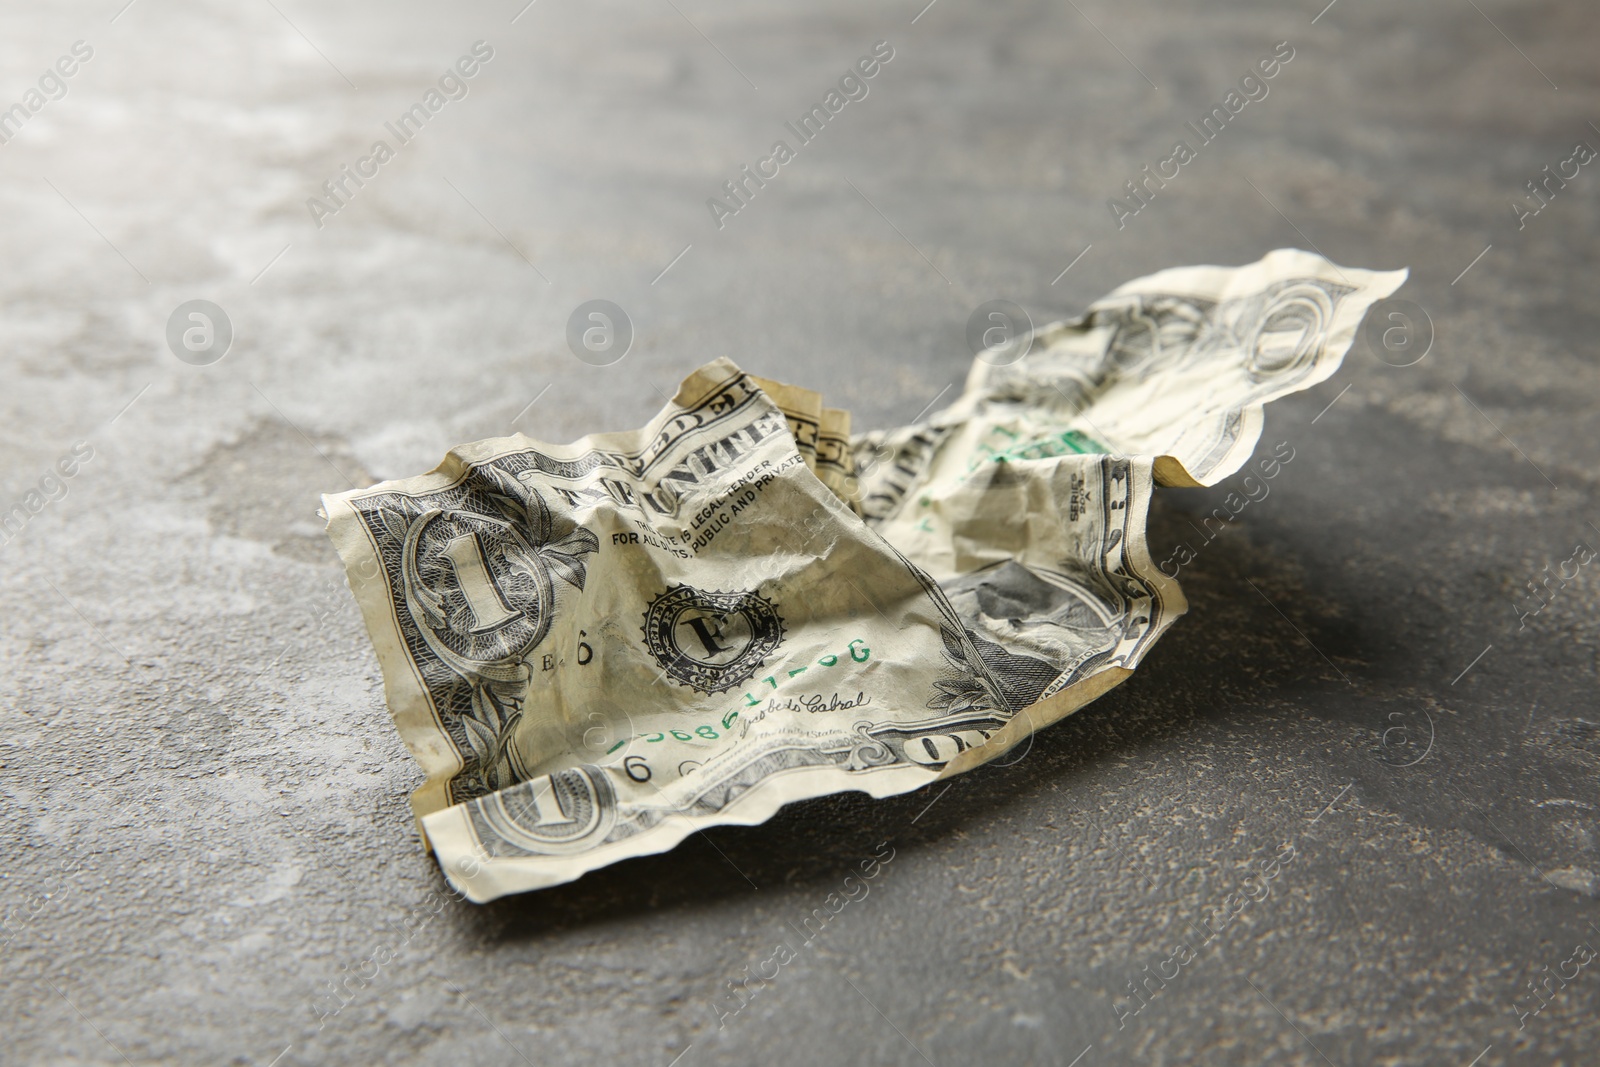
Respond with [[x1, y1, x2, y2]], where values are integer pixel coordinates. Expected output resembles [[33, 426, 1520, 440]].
[[2, 1, 1597, 1064]]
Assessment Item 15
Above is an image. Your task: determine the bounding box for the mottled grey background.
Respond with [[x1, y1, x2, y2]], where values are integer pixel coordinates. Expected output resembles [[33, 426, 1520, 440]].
[[1, 1, 1596, 1064]]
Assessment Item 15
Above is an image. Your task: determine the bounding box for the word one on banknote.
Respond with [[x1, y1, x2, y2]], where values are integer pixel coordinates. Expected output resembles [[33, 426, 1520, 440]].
[[323, 248, 1405, 901]]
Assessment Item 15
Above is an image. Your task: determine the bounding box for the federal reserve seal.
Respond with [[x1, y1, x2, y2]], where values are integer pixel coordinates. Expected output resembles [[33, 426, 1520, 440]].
[[643, 584, 784, 693]]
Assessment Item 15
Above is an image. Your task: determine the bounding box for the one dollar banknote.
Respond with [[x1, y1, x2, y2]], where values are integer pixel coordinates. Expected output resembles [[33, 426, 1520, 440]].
[[322, 248, 1404, 901]]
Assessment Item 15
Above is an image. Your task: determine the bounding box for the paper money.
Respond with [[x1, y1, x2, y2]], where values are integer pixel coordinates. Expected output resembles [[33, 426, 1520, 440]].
[[322, 248, 1405, 901], [855, 247, 1406, 514]]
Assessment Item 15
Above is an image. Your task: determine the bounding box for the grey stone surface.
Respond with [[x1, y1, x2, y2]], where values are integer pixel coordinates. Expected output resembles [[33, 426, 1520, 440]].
[[1, 1, 1597, 1064]]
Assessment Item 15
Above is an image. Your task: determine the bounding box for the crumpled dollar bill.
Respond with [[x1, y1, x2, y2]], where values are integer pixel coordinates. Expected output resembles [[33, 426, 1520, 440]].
[[322, 248, 1405, 901]]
